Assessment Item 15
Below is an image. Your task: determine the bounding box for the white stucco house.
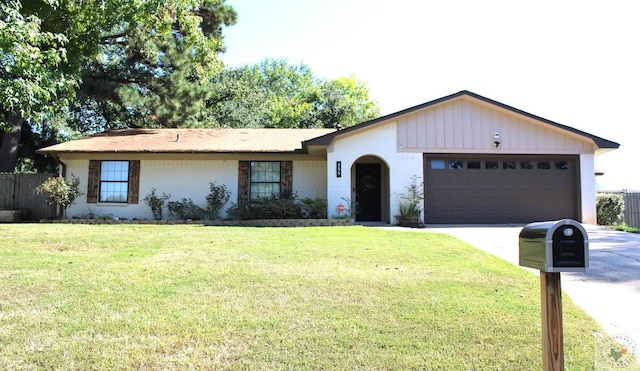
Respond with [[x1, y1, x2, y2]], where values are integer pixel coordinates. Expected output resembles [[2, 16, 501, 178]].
[[39, 91, 619, 224]]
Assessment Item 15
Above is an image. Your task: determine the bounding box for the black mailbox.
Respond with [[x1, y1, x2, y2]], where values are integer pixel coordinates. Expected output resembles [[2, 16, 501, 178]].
[[519, 219, 589, 272]]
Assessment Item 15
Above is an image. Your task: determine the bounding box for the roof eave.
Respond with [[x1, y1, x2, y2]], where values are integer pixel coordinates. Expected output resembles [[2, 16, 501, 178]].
[[303, 90, 620, 151], [38, 149, 310, 155]]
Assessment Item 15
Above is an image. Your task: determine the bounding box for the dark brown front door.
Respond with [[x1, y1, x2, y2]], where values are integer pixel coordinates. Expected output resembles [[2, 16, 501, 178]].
[[355, 163, 381, 221]]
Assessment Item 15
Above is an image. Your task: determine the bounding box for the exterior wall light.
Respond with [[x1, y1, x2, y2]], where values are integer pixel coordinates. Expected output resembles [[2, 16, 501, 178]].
[[493, 131, 501, 148]]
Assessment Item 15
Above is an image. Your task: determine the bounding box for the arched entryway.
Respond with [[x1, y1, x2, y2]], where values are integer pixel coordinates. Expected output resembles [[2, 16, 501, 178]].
[[352, 156, 390, 223]]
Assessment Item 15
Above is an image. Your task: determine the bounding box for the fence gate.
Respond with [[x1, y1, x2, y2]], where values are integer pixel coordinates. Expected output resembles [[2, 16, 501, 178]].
[[0, 173, 57, 221], [624, 192, 640, 228]]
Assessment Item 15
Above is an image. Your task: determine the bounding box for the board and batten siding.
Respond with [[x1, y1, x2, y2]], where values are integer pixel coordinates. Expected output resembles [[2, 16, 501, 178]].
[[396, 98, 595, 153]]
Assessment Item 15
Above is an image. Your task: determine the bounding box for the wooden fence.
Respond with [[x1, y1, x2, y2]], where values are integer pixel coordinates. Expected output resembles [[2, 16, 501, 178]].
[[623, 192, 640, 228], [0, 173, 57, 221], [598, 191, 640, 228]]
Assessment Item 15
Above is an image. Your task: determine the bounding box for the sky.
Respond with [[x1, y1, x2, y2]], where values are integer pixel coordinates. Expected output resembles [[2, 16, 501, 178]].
[[220, 0, 639, 191]]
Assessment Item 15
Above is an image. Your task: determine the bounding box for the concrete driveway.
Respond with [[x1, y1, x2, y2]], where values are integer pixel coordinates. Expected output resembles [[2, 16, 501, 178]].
[[423, 224, 640, 352]]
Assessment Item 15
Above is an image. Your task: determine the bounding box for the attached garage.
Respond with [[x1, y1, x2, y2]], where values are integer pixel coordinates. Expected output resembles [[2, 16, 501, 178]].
[[307, 91, 619, 225], [424, 154, 579, 224]]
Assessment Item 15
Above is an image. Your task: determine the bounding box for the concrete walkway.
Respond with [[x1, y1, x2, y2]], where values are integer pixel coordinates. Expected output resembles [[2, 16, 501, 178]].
[[423, 224, 640, 351], [381, 224, 640, 351]]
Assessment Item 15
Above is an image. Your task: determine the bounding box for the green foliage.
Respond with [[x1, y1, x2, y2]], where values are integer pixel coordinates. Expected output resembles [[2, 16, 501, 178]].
[[226, 196, 329, 220], [596, 193, 625, 225], [299, 198, 328, 219], [34, 174, 82, 212], [205, 181, 231, 220], [397, 175, 425, 218], [1, 0, 238, 170], [316, 77, 380, 128], [71, 0, 238, 131], [142, 188, 171, 220], [167, 198, 205, 220], [208, 59, 380, 129], [399, 202, 422, 218], [234, 197, 302, 220], [613, 223, 640, 233], [224, 201, 246, 220], [0, 1, 76, 130]]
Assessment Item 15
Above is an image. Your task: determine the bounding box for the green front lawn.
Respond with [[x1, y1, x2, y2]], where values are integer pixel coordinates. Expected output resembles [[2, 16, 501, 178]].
[[0, 225, 600, 369]]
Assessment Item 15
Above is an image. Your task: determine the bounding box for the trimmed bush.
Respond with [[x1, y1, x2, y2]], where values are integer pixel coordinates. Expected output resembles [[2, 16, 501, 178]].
[[247, 197, 302, 219], [226, 197, 328, 220], [299, 198, 328, 219], [596, 193, 625, 225], [167, 198, 205, 220]]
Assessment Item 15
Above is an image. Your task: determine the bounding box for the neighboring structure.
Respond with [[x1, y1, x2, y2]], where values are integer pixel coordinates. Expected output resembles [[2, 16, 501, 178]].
[[38, 91, 619, 224]]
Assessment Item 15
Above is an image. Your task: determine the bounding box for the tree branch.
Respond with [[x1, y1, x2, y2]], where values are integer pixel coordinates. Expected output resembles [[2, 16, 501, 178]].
[[100, 33, 128, 45]]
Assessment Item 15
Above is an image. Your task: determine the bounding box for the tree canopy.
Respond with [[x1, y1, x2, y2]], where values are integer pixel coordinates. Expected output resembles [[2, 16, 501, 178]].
[[1, 0, 237, 171], [207, 59, 380, 129], [1, 1, 380, 173]]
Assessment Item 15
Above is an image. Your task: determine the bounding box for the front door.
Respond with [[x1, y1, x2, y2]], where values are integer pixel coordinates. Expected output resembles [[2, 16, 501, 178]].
[[355, 163, 381, 221]]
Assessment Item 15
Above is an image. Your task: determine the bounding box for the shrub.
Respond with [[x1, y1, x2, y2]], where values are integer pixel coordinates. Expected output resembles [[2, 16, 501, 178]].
[[248, 196, 302, 219], [396, 174, 424, 218], [206, 182, 231, 220], [596, 193, 625, 225], [225, 201, 249, 221], [226, 196, 329, 220], [167, 198, 205, 220], [143, 188, 171, 220], [35, 175, 82, 217], [299, 198, 328, 219]]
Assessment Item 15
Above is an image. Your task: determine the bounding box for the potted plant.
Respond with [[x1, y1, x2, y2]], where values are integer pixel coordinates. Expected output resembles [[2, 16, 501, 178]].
[[397, 175, 424, 227]]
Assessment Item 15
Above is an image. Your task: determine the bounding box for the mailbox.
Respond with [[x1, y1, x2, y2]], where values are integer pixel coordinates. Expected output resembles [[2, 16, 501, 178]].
[[519, 219, 589, 272]]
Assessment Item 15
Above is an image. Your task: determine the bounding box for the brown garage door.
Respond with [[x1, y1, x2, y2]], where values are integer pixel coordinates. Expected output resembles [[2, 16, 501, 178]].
[[424, 155, 579, 224]]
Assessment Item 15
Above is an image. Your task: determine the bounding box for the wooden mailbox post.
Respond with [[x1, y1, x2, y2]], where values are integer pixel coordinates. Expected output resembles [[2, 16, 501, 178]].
[[541, 272, 563, 370], [518, 220, 589, 371]]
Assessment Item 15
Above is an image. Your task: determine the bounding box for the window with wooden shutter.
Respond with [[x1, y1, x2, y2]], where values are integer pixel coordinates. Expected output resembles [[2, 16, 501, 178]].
[[238, 161, 294, 200], [88, 160, 140, 204]]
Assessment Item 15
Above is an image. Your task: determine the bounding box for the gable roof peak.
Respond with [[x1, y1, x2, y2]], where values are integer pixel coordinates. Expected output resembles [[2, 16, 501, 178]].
[[303, 90, 619, 150]]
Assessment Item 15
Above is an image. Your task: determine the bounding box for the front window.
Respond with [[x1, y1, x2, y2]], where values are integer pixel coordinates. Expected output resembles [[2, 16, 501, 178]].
[[100, 161, 129, 202], [250, 161, 280, 199]]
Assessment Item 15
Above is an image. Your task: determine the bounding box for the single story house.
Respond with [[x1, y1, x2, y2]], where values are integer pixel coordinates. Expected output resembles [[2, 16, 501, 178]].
[[39, 90, 619, 224]]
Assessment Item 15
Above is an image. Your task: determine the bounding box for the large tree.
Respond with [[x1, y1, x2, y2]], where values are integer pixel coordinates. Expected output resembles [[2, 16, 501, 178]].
[[316, 77, 380, 129], [207, 59, 380, 129], [0, 1, 75, 171], [0, 0, 237, 171], [2, 3, 380, 172], [72, 0, 237, 131]]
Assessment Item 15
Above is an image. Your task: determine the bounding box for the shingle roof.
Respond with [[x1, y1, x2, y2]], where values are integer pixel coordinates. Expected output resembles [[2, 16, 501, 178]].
[[303, 90, 620, 150], [38, 128, 336, 154], [38, 91, 619, 156]]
